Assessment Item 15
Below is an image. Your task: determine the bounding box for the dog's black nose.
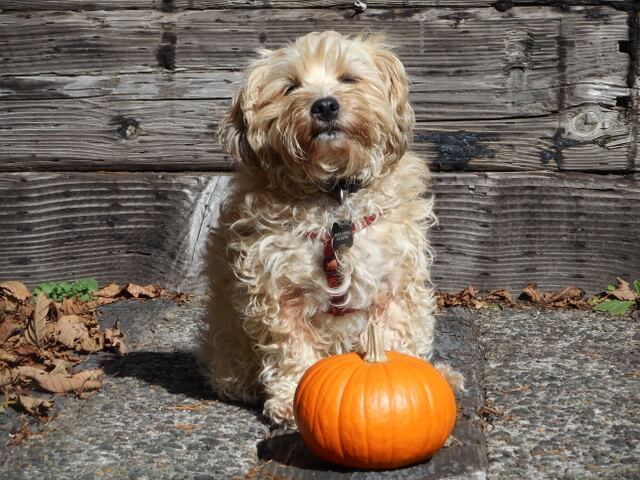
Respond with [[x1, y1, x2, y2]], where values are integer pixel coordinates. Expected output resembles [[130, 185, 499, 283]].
[[311, 97, 339, 121]]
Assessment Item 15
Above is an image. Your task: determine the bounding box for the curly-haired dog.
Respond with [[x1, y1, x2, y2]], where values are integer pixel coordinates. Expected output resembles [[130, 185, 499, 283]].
[[199, 31, 462, 427]]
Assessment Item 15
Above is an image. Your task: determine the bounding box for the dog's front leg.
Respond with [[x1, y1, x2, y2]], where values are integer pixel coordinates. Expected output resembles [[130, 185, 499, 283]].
[[248, 292, 321, 428], [370, 286, 465, 392]]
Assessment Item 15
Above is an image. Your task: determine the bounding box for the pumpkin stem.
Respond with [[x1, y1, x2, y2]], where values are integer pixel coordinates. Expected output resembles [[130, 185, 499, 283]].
[[363, 322, 388, 363]]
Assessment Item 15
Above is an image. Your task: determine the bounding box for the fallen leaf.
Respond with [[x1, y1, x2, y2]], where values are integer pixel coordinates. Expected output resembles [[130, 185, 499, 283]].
[[609, 277, 638, 301], [171, 402, 212, 412], [478, 404, 503, 417], [25, 293, 49, 347], [551, 286, 585, 302], [55, 315, 101, 352], [125, 283, 157, 299], [103, 327, 127, 355], [488, 289, 514, 304], [93, 283, 122, 298], [520, 284, 546, 304], [175, 423, 204, 432], [54, 297, 87, 317], [0, 351, 19, 364], [17, 394, 54, 419], [8, 422, 41, 446], [16, 366, 103, 393], [0, 319, 20, 344], [0, 281, 31, 301], [0, 366, 16, 387], [623, 370, 640, 377]]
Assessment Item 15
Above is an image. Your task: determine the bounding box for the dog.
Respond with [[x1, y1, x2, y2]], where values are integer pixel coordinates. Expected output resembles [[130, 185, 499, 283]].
[[198, 31, 462, 428]]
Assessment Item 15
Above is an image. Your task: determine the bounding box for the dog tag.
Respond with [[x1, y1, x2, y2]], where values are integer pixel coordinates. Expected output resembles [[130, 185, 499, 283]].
[[331, 221, 353, 250]]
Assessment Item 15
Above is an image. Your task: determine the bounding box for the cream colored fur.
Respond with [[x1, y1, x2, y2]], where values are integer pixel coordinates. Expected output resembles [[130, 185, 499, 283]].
[[198, 31, 460, 427]]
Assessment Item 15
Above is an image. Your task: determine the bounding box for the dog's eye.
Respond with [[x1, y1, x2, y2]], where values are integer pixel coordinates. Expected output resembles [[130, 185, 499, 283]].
[[339, 75, 358, 84], [284, 83, 300, 95]]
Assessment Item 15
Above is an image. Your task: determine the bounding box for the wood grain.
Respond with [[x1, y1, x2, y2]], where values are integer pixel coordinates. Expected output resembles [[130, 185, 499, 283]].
[[0, 98, 630, 172], [0, 6, 633, 172], [0, 8, 628, 78], [0, 1, 498, 11], [1, 172, 638, 294], [0, 1, 631, 10]]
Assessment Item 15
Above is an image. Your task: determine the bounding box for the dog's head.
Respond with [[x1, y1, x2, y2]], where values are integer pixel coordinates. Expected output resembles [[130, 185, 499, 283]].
[[219, 31, 414, 195]]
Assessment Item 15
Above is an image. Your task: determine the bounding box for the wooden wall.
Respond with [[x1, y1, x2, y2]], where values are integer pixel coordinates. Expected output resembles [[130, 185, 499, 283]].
[[1, 1, 639, 293]]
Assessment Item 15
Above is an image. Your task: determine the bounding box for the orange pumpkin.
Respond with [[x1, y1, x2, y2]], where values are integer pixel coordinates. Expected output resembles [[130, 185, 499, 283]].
[[293, 324, 457, 470]]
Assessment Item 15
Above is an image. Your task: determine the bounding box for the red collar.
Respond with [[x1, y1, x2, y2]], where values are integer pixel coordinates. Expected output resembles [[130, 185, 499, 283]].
[[307, 213, 381, 316]]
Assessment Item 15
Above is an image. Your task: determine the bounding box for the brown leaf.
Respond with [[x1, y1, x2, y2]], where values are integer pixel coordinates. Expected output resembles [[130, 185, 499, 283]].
[[17, 394, 54, 419], [175, 423, 204, 432], [54, 298, 87, 317], [103, 327, 127, 355], [0, 351, 19, 364], [610, 277, 637, 301], [93, 283, 123, 298], [551, 286, 585, 302], [55, 315, 101, 353], [0, 366, 17, 387], [8, 422, 41, 446], [520, 284, 546, 304], [0, 281, 31, 301], [25, 293, 49, 347], [125, 283, 157, 299], [16, 366, 103, 393], [0, 319, 20, 344], [488, 289, 514, 303]]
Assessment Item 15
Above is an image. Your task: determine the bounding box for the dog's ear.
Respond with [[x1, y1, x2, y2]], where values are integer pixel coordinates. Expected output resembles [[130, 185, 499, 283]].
[[218, 53, 272, 173], [364, 35, 415, 158]]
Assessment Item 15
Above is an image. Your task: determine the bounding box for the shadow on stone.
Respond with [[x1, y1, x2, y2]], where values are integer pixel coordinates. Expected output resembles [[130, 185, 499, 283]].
[[257, 430, 350, 472], [101, 350, 216, 400]]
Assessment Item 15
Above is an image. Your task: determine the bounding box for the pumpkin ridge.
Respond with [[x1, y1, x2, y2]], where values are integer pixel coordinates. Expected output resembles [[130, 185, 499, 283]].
[[336, 361, 363, 465], [295, 354, 331, 407], [381, 361, 395, 467], [414, 361, 435, 457], [309, 356, 355, 456]]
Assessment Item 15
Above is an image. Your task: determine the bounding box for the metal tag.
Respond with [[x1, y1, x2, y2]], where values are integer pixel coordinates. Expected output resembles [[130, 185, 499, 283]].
[[331, 221, 353, 250]]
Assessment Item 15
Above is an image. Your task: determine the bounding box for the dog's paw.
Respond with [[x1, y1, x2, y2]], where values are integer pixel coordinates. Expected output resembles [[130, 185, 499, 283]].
[[263, 398, 296, 429], [434, 362, 466, 393]]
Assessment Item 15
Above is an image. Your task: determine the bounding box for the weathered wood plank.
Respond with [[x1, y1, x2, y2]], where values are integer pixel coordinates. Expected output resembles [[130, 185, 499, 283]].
[[0, 1, 631, 10], [0, 98, 630, 172], [1, 172, 638, 294], [0, 1, 497, 11], [0, 7, 631, 172], [0, 8, 627, 80]]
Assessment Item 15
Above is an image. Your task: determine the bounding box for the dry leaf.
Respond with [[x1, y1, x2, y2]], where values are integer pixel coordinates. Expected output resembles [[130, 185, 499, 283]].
[[0, 351, 19, 364], [0, 281, 31, 301], [125, 283, 157, 299], [0, 319, 20, 344], [8, 422, 41, 446], [610, 277, 637, 301], [551, 286, 585, 302], [0, 366, 16, 387], [520, 284, 546, 304], [54, 298, 86, 317], [55, 316, 101, 353], [25, 293, 49, 347], [17, 394, 54, 419], [93, 283, 122, 298], [103, 327, 127, 355], [16, 366, 103, 393], [488, 289, 514, 303], [175, 423, 203, 432]]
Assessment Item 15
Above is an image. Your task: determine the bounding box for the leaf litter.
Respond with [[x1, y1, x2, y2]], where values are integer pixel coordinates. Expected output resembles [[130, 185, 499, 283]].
[[436, 278, 639, 315], [0, 279, 193, 439]]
